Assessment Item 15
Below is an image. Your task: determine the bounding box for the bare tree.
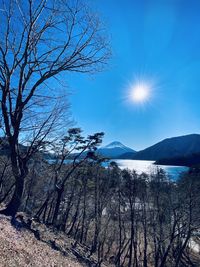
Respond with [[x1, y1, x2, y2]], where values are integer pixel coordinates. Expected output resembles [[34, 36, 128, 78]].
[[0, 0, 110, 216]]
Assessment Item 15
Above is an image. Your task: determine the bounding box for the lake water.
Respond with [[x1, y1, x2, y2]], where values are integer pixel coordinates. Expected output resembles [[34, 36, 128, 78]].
[[112, 159, 188, 180], [48, 158, 188, 180]]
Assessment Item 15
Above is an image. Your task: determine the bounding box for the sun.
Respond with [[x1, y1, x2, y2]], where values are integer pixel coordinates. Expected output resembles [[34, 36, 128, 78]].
[[124, 75, 156, 107], [130, 82, 151, 103]]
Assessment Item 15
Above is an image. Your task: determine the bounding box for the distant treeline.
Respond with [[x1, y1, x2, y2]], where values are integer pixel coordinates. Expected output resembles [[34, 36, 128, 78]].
[[155, 153, 200, 167]]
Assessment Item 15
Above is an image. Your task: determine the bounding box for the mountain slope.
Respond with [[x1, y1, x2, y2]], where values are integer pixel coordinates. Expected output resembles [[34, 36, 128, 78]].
[[120, 134, 200, 160], [155, 153, 200, 167], [98, 141, 136, 158]]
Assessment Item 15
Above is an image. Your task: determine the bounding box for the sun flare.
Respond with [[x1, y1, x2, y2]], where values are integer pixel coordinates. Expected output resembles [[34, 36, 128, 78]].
[[130, 82, 151, 103]]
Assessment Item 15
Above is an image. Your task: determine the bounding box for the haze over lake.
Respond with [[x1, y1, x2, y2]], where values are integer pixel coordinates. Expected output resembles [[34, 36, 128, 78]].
[[113, 159, 188, 180]]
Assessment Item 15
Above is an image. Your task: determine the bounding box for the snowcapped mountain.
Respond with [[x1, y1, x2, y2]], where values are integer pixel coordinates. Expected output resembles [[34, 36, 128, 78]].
[[98, 141, 136, 158]]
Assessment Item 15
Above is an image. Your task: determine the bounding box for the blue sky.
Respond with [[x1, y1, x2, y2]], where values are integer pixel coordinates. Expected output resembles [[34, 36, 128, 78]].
[[68, 0, 200, 150]]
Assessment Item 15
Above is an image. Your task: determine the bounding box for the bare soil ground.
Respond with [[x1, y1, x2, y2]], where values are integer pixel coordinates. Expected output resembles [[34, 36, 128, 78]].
[[0, 214, 84, 267]]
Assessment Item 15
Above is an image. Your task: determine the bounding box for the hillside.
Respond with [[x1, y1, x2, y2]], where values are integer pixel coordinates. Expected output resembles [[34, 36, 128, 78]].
[[0, 214, 107, 267], [0, 214, 82, 267], [120, 134, 200, 161], [155, 153, 200, 167]]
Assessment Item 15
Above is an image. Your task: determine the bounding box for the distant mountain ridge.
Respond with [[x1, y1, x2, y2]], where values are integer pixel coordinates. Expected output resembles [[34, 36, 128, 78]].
[[98, 141, 136, 158], [2, 134, 200, 165], [120, 134, 200, 161]]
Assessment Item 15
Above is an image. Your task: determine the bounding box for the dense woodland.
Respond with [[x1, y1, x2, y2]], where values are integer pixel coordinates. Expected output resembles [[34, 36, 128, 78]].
[[0, 0, 200, 266], [0, 130, 200, 267]]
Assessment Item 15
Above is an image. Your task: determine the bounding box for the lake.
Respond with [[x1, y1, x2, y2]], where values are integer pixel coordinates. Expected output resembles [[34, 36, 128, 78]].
[[48, 158, 188, 180], [112, 159, 188, 180]]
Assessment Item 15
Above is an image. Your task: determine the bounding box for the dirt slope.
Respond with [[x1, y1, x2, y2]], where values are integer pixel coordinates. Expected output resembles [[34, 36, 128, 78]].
[[0, 214, 83, 267]]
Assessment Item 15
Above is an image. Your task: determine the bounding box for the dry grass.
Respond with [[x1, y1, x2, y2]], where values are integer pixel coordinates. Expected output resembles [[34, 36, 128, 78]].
[[0, 215, 83, 267]]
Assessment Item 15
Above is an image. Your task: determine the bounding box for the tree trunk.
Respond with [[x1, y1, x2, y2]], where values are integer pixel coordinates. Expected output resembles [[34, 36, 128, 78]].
[[52, 187, 64, 226], [0, 135, 28, 217], [1, 175, 24, 216]]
